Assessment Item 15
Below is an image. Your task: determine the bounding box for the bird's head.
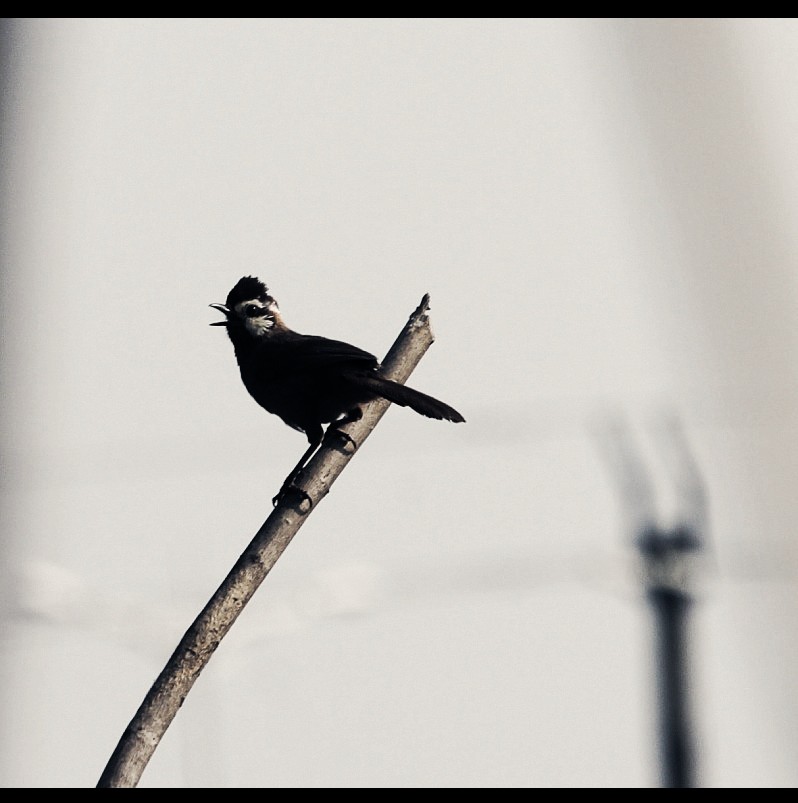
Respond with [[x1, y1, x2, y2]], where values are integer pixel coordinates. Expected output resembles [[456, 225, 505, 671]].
[[210, 276, 285, 340]]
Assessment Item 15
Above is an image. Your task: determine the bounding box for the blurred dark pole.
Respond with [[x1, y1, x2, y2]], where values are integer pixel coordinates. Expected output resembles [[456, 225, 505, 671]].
[[638, 525, 699, 789], [597, 416, 705, 788], [650, 586, 692, 788]]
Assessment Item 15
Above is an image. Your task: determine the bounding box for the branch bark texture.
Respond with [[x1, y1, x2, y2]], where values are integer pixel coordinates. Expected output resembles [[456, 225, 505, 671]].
[[97, 294, 437, 788]]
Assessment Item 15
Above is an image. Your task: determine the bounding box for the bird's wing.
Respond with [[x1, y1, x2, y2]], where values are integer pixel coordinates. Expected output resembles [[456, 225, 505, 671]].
[[264, 334, 379, 372]]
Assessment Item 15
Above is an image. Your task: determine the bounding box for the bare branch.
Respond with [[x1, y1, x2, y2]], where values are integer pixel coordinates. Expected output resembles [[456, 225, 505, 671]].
[[97, 294, 438, 788]]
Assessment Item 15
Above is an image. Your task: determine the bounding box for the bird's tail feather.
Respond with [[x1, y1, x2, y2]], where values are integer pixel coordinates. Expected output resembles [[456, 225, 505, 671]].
[[353, 374, 465, 423]]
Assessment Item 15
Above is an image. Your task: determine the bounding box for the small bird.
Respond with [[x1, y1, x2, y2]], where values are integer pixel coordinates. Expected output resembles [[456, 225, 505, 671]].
[[211, 277, 465, 505]]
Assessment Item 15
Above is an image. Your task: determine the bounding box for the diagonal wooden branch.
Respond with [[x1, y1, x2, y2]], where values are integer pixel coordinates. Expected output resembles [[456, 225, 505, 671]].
[[97, 294, 438, 788]]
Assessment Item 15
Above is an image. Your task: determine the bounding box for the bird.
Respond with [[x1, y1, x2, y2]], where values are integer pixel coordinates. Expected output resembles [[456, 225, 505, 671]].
[[210, 276, 465, 505]]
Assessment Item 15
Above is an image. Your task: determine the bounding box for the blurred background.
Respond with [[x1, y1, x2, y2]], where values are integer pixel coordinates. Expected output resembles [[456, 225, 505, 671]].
[[1, 18, 797, 788]]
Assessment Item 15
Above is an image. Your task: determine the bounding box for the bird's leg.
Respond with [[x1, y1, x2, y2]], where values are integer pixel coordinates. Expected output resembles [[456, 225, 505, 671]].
[[272, 411, 361, 507], [324, 407, 362, 451], [272, 427, 323, 508]]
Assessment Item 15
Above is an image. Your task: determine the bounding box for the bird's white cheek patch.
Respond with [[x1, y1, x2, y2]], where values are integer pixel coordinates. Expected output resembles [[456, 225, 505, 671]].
[[245, 317, 275, 337]]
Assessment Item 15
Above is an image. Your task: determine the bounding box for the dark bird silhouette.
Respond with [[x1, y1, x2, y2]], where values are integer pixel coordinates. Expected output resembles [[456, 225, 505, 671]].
[[210, 276, 465, 504]]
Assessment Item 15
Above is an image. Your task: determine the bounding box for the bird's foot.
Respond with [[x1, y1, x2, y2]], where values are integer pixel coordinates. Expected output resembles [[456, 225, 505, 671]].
[[325, 426, 358, 452], [323, 408, 362, 453], [272, 483, 312, 510]]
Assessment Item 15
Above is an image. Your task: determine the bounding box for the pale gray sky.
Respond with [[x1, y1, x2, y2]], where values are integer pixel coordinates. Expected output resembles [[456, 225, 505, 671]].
[[2, 18, 798, 787]]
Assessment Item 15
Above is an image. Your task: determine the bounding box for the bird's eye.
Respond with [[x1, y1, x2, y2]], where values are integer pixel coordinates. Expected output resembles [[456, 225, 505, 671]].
[[244, 304, 262, 317]]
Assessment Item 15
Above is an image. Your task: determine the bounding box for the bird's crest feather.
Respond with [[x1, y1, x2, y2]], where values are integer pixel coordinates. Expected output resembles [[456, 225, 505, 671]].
[[225, 276, 271, 308]]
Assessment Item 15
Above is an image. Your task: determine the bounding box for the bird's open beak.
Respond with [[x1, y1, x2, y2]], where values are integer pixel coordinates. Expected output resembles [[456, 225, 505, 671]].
[[209, 303, 230, 326]]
